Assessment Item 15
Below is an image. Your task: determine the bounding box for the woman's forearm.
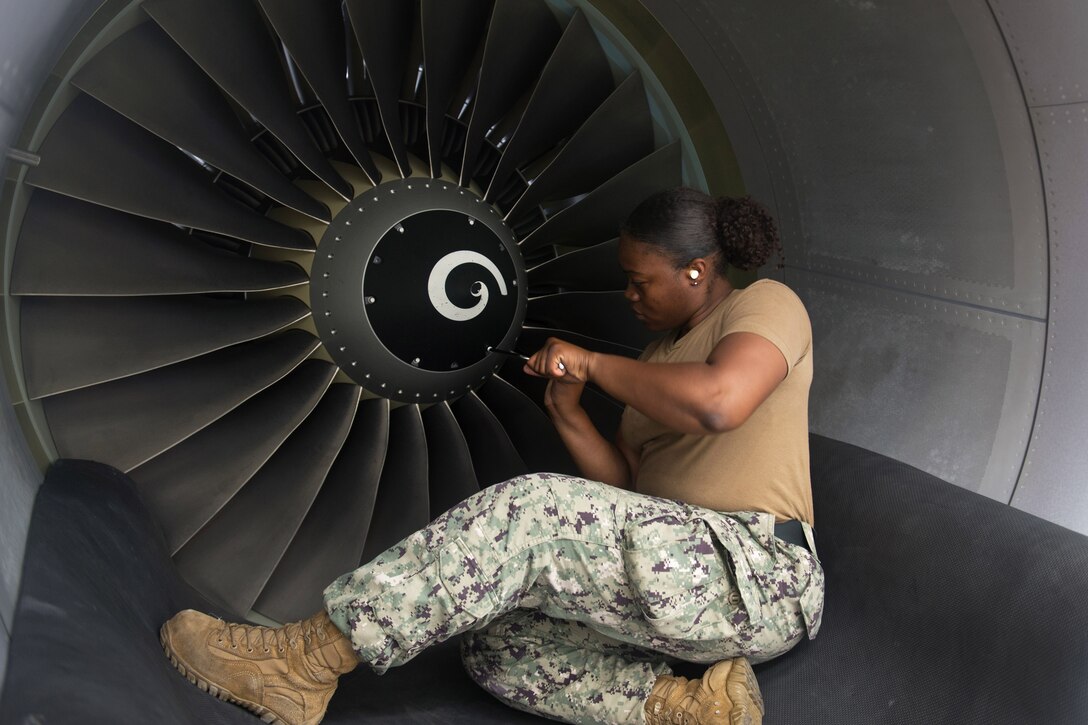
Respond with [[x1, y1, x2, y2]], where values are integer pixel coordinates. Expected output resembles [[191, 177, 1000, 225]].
[[587, 354, 733, 435], [546, 391, 633, 489]]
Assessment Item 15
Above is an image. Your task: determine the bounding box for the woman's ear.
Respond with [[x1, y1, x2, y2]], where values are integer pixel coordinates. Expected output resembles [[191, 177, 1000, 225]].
[[686, 258, 710, 285]]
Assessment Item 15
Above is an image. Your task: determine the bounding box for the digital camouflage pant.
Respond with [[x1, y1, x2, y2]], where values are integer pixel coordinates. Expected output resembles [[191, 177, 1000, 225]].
[[324, 473, 824, 724]]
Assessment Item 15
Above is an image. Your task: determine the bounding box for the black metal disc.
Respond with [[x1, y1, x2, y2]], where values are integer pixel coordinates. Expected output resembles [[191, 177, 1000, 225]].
[[310, 179, 527, 402]]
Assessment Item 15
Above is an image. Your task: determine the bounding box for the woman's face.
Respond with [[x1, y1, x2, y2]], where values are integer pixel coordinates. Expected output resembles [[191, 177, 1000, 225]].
[[617, 236, 696, 331]]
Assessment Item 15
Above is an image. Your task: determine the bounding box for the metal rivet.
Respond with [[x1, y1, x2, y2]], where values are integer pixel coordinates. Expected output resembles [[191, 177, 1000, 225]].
[[366, 296, 376, 304], [412, 358, 421, 366], [330, 329, 337, 335], [381, 383, 386, 388], [396, 224, 405, 234], [373, 256, 382, 264], [339, 346, 346, 352]]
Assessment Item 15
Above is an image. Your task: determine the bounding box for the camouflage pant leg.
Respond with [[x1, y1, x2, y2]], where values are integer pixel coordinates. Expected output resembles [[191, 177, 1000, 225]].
[[461, 608, 672, 725], [323, 473, 824, 721]]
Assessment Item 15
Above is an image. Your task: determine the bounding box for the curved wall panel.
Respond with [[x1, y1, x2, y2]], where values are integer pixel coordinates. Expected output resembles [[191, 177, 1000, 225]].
[[0, 0, 104, 687], [990, 0, 1088, 533]]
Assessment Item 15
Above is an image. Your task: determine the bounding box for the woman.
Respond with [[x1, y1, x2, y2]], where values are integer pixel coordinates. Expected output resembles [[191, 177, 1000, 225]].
[[160, 188, 824, 725]]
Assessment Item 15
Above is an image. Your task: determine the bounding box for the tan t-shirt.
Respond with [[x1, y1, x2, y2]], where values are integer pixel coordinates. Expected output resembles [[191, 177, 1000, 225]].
[[619, 279, 814, 524]]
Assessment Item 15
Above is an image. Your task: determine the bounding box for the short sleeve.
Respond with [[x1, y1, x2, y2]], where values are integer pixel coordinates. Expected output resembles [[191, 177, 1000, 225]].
[[719, 280, 811, 373]]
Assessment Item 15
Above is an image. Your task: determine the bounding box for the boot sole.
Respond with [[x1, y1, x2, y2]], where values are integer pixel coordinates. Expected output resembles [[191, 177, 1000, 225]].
[[160, 626, 287, 725], [733, 656, 765, 723]]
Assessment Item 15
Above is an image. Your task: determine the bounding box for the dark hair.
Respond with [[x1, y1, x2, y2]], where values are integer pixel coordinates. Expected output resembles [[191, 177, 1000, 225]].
[[619, 187, 783, 273]]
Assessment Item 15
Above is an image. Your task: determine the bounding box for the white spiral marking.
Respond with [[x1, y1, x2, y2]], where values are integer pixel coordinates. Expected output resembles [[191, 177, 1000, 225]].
[[427, 251, 508, 322]]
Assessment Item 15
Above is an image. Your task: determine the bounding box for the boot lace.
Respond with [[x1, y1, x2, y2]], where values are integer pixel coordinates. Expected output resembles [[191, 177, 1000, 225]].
[[215, 614, 329, 654]]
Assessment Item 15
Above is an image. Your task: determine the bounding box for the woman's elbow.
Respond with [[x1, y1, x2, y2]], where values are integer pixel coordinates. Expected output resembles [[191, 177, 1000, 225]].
[[695, 398, 752, 434]]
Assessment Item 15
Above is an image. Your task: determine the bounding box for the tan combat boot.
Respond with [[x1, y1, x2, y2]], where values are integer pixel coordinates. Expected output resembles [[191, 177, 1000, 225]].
[[644, 656, 765, 725], [160, 609, 359, 725]]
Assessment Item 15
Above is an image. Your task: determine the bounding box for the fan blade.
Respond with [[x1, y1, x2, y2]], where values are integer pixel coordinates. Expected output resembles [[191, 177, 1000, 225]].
[[11, 192, 307, 296], [520, 141, 682, 253], [20, 295, 310, 399], [360, 404, 430, 564], [459, 0, 561, 186], [174, 383, 361, 616], [505, 72, 653, 221], [42, 329, 319, 472], [257, 0, 381, 185], [485, 9, 614, 202], [450, 391, 527, 486], [143, 0, 353, 200], [517, 325, 643, 360], [421, 401, 479, 516], [421, 0, 491, 177], [72, 21, 330, 223], [475, 376, 577, 475], [344, 0, 414, 177], [27, 94, 315, 250], [253, 397, 390, 622], [496, 358, 624, 443], [130, 360, 338, 553], [528, 239, 627, 293], [528, 291, 658, 349]]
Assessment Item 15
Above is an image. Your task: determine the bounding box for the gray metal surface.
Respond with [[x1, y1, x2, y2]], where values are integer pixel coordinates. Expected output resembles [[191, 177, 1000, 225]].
[[20, 295, 310, 398], [1011, 101, 1088, 532], [483, 9, 613, 204], [72, 20, 331, 222], [130, 360, 338, 553], [175, 383, 360, 616], [458, 0, 560, 186], [27, 94, 316, 250], [0, 378, 38, 674], [989, 0, 1088, 108], [11, 191, 308, 296], [505, 72, 652, 221], [144, 0, 353, 200], [258, 0, 381, 186], [343, 0, 414, 178], [0, 0, 106, 685], [41, 329, 319, 472], [794, 272, 1044, 501]]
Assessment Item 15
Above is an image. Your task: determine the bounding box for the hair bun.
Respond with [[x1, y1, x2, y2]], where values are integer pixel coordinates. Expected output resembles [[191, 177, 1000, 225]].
[[713, 195, 782, 271]]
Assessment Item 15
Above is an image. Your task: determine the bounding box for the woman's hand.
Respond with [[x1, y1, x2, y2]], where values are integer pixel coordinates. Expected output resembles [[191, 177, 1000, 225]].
[[524, 337, 593, 384]]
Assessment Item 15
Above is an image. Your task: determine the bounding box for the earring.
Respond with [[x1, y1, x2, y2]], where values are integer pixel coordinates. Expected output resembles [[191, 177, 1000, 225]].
[[688, 269, 699, 280]]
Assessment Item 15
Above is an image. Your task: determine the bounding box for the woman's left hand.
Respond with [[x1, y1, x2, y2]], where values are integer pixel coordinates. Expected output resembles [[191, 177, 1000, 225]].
[[525, 337, 593, 383]]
